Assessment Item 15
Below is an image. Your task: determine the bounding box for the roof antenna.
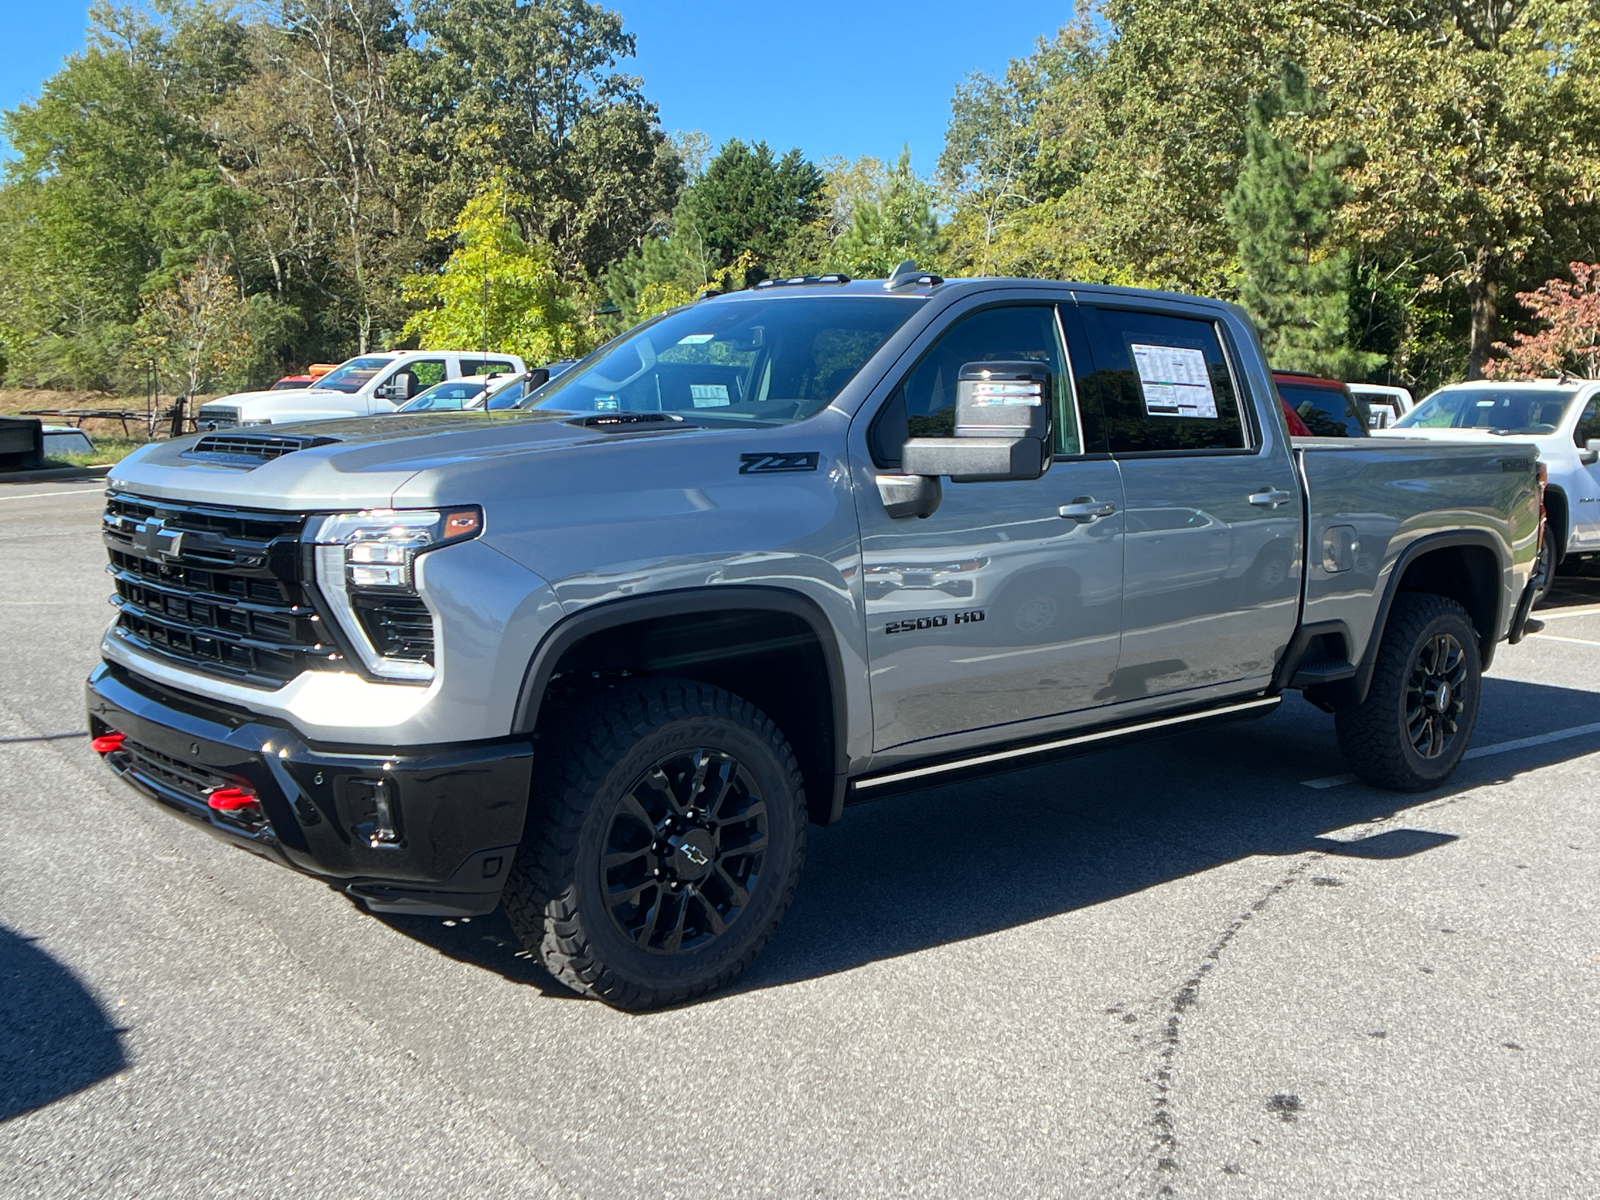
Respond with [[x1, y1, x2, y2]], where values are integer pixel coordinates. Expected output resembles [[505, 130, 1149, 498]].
[[885, 260, 944, 290]]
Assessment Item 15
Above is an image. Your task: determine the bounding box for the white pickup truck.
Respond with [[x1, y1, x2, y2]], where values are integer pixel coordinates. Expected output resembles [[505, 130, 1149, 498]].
[[197, 351, 527, 429]]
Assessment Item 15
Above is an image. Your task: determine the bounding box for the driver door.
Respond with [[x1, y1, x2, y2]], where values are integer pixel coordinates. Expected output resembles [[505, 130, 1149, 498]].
[[853, 301, 1125, 753]]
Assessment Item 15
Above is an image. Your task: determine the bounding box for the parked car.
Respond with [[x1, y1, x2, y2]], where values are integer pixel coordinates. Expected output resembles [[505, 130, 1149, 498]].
[[41, 425, 96, 458], [1378, 377, 1600, 591], [196, 351, 527, 428], [1350, 383, 1414, 429], [90, 268, 1542, 1009], [1274, 371, 1370, 437]]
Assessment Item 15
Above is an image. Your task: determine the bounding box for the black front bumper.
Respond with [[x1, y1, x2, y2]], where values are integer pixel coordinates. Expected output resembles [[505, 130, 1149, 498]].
[[87, 663, 533, 916]]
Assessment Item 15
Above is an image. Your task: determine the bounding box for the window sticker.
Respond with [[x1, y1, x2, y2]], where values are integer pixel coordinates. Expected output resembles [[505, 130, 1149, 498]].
[[690, 383, 730, 407], [1130, 344, 1217, 419], [677, 333, 715, 345]]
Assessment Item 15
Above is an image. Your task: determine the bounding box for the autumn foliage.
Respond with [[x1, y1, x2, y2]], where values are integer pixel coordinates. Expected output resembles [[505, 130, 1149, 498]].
[[1487, 264, 1600, 381]]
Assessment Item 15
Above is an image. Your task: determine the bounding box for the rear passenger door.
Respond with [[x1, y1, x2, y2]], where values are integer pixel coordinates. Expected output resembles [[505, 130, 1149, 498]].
[[1066, 300, 1301, 701]]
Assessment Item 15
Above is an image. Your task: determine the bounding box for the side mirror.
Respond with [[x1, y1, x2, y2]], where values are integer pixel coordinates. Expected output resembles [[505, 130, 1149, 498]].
[[526, 367, 551, 390], [376, 379, 406, 402], [1583, 438, 1600, 466], [899, 362, 1052, 483]]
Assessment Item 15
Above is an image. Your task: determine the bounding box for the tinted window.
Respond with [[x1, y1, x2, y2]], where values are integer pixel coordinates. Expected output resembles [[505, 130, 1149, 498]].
[[1277, 382, 1365, 437], [485, 380, 525, 410], [528, 296, 922, 425], [1574, 397, 1600, 447], [461, 359, 518, 377], [870, 305, 1079, 464], [1077, 307, 1247, 453]]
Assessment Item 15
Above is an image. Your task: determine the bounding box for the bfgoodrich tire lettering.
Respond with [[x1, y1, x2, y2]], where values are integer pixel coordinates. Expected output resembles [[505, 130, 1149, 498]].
[[503, 677, 805, 1010], [1335, 593, 1481, 792]]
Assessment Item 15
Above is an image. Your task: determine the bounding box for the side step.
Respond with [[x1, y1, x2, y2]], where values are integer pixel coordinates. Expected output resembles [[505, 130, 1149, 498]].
[[849, 695, 1281, 799]]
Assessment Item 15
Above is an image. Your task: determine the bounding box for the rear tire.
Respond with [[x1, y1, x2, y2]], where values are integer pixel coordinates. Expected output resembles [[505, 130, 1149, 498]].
[[503, 677, 806, 1010], [1335, 594, 1480, 792]]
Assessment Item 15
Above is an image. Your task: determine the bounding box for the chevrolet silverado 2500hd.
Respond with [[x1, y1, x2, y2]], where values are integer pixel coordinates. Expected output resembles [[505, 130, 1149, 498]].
[[88, 267, 1543, 1009]]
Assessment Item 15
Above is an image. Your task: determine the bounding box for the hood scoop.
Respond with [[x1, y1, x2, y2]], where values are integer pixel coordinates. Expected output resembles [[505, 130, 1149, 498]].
[[184, 432, 342, 468]]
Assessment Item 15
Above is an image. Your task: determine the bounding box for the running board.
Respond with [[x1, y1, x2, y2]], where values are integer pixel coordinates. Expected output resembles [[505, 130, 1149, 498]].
[[849, 695, 1281, 798]]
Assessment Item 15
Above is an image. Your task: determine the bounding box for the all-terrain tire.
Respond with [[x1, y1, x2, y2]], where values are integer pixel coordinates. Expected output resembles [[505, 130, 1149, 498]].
[[1335, 593, 1481, 792], [503, 677, 806, 1010]]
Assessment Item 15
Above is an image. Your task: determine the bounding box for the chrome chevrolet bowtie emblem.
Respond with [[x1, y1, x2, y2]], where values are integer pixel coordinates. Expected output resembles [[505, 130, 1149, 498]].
[[680, 844, 709, 867], [132, 517, 185, 563]]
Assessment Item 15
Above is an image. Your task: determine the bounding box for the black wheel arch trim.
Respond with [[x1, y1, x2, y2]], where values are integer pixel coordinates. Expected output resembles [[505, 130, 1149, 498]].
[[1352, 529, 1510, 705], [511, 586, 851, 824]]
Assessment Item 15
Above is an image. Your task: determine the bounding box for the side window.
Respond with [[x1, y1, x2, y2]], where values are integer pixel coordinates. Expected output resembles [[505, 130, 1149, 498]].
[[870, 305, 1080, 465], [462, 359, 517, 377], [1077, 307, 1248, 453], [1574, 397, 1600, 448], [387, 359, 447, 400]]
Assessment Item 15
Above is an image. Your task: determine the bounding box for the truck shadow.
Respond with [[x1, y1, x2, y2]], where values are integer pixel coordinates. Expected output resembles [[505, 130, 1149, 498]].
[[381, 675, 1600, 1003], [0, 925, 127, 1122], [739, 674, 1600, 995]]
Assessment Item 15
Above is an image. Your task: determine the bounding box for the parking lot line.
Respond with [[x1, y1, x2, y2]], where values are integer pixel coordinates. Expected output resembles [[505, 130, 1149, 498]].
[[1528, 632, 1600, 648], [1535, 603, 1600, 620], [0, 487, 105, 501], [1302, 719, 1600, 788]]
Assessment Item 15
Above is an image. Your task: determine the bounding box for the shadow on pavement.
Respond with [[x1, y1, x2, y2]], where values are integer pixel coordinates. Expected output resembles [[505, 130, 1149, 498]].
[[0, 925, 126, 1122], [374, 675, 1600, 1003]]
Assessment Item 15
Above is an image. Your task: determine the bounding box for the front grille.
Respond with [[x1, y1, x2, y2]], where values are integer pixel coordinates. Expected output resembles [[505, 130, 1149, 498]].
[[196, 407, 239, 430], [185, 433, 339, 467], [118, 735, 234, 806], [351, 593, 435, 663], [104, 492, 342, 687]]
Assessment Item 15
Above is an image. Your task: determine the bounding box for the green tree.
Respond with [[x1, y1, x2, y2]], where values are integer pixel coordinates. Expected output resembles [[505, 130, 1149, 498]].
[[133, 248, 254, 421], [402, 175, 588, 362], [830, 148, 943, 279], [1225, 66, 1379, 377], [403, 0, 682, 280], [680, 139, 825, 284]]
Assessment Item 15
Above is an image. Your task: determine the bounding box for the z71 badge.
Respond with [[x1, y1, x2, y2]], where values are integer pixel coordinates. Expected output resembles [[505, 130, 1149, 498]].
[[739, 452, 820, 475]]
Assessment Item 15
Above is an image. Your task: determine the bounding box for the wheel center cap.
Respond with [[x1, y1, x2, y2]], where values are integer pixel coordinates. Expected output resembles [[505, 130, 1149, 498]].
[[1430, 679, 1452, 712], [667, 828, 716, 880]]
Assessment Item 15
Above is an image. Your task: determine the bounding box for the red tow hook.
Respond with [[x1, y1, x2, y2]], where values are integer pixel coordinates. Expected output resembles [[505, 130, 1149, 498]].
[[206, 786, 263, 820], [91, 732, 126, 755]]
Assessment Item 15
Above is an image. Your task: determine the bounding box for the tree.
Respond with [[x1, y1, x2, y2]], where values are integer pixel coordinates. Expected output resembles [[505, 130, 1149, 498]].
[[133, 249, 253, 424], [1225, 65, 1379, 378], [830, 149, 943, 279], [680, 140, 825, 284], [403, 0, 682, 280], [1487, 263, 1600, 379], [402, 174, 589, 362]]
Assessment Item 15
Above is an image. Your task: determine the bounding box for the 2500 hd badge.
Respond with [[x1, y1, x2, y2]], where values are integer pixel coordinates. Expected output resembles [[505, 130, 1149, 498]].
[[886, 610, 986, 634]]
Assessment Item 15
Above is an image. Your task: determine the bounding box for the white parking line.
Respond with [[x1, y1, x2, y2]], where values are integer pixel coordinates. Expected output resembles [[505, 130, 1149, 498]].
[[1535, 604, 1600, 620], [1302, 720, 1600, 788], [0, 487, 105, 501], [1529, 632, 1600, 648]]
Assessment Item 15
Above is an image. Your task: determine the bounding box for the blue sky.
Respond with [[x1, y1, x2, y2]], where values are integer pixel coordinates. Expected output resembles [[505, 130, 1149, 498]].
[[0, 1, 1068, 170]]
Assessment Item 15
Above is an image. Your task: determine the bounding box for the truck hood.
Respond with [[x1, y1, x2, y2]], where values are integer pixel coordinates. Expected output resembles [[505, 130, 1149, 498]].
[[108, 410, 706, 510]]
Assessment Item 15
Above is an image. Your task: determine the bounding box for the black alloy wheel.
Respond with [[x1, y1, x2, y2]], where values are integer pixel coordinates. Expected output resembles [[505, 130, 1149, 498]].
[[600, 749, 768, 955], [1404, 632, 1468, 759], [1336, 592, 1481, 791], [502, 677, 806, 1010]]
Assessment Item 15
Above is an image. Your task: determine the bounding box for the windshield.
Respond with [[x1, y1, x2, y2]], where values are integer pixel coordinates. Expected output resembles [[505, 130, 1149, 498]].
[[1396, 386, 1579, 434], [314, 356, 393, 394], [397, 380, 488, 413], [523, 295, 925, 424]]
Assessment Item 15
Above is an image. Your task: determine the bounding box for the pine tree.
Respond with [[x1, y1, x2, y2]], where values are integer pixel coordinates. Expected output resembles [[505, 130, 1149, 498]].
[[1224, 65, 1379, 379]]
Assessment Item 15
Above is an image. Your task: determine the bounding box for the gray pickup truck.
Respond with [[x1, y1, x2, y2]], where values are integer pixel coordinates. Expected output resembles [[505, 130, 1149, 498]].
[[88, 266, 1544, 1009]]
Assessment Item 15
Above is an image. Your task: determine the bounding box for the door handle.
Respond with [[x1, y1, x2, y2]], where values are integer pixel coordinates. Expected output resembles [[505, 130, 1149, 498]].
[[1059, 497, 1117, 522], [1248, 488, 1294, 509]]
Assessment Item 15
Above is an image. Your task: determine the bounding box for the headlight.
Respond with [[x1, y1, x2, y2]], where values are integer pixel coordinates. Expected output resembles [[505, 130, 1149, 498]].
[[307, 507, 482, 682]]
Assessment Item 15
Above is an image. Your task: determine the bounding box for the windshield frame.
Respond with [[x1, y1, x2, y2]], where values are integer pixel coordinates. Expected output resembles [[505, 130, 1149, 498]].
[[1394, 385, 1582, 434], [518, 294, 928, 427]]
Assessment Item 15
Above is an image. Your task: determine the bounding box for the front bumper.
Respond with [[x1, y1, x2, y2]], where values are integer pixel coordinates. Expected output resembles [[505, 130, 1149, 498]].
[[87, 662, 533, 916]]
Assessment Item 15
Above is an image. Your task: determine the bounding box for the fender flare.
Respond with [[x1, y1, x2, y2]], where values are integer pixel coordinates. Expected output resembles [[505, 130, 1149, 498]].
[[1351, 529, 1509, 703], [511, 586, 852, 822]]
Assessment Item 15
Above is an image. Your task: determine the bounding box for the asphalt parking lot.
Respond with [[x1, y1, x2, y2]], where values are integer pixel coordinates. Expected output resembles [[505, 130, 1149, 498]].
[[1, 478, 1597, 1199]]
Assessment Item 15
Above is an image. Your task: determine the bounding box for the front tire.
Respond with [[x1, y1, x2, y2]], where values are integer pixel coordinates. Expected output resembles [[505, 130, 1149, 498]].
[[503, 678, 806, 1010], [1335, 594, 1481, 791]]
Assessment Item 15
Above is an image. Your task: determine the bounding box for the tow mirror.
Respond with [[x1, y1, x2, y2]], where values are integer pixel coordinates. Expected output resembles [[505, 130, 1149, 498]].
[[900, 362, 1052, 483], [376, 379, 407, 402], [1582, 438, 1600, 466]]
